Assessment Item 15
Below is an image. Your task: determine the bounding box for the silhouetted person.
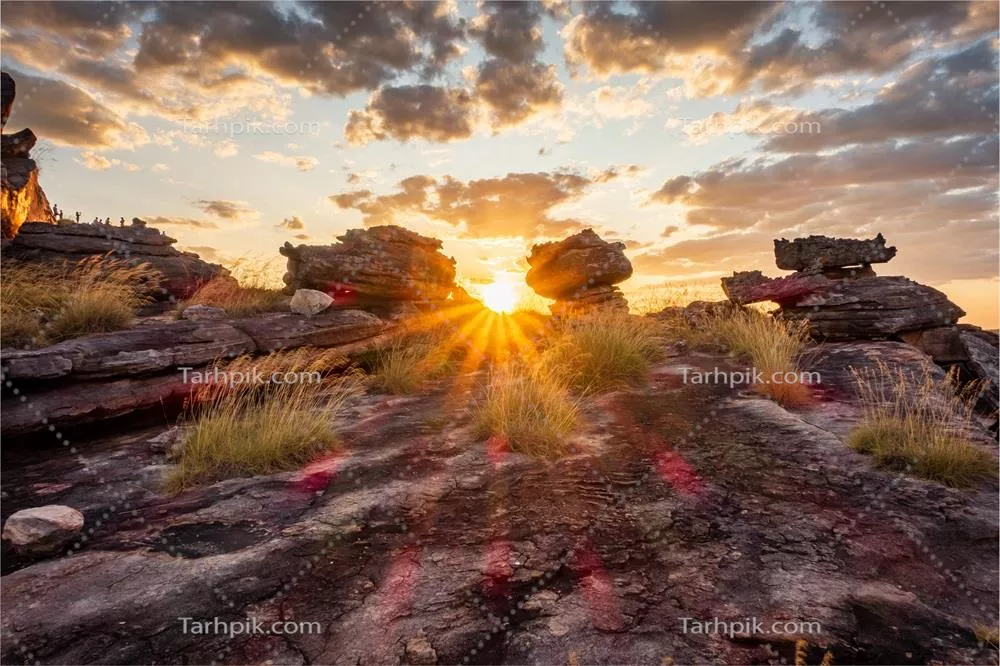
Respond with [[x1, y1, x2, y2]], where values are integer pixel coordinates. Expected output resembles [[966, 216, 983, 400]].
[[119, 217, 125, 227], [75, 211, 81, 223], [104, 217, 110, 225], [93, 217, 99, 224]]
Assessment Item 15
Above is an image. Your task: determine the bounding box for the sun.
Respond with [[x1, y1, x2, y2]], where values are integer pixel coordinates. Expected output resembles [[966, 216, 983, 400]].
[[480, 277, 518, 313]]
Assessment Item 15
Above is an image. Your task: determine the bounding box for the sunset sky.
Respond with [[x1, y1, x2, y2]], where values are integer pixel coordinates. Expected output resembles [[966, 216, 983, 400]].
[[2, 1, 998, 325]]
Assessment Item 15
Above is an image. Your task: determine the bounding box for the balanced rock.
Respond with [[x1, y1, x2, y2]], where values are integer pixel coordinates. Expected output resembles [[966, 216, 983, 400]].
[[1, 71, 13, 128], [526, 229, 632, 315], [280, 226, 457, 306], [290, 288, 334, 316], [780, 276, 964, 340], [2, 505, 84, 555], [1, 128, 36, 158], [774, 233, 896, 271], [3, 221, 228, 298], [0, 72, 54, 238]]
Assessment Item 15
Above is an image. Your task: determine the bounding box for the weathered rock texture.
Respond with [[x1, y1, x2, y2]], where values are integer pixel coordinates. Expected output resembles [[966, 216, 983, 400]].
[[1, 309, 392, 435], [3, 221, 228, 298], [721, 270, 832, 306], [775, 233, 896, 271], [1, 72, 54, 238], [526, 229, 632, 315], [280, 226, 458, 308], [2, 505, 83, 555]]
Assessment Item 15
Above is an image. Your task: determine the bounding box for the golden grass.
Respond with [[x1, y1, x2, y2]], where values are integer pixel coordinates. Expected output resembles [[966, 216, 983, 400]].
[[473, 363, 580, 458], [542, 310, 662, 392], [183, 256, 286, 318], [702, 308, 813, 406], [848, 362, 995, 487], [1, 257, 156, 346], [165, 353, 361, 492], [974, 623, 999, 648]]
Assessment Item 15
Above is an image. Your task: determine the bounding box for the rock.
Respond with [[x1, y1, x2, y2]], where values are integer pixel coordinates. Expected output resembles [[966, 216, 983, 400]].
[[526, 229, 632, 300], [959, 329, 999, 418], [1, 128, 36, 158], [290, 288, 334, 316], [1, 157, 53, 238], [900, 326, 968, 363], [3, 221, 228, 298], [1, 71, 13, 129], [148, 426, 189, 460], [280, 225, 457, 304], [549, 285, 629, 317], [721, 270, 832, 306], [404, 636, 437, 665], [180, 304, 228, 321], [774, 233, 897, 271], [780, 277, 964, 340], [2, 505, 84, 555]]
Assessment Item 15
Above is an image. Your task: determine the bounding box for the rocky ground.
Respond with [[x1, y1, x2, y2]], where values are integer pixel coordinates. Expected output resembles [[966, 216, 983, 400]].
[[2, 340, 997, 665]]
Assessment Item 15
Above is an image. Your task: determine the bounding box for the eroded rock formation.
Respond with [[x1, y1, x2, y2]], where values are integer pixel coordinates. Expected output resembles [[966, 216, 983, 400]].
[[774, 233, 897, 272], [280, 225, 459, 311], [3, 221, 229, 299], [526, 229, 632, 316], [0, 72, 54, 238]]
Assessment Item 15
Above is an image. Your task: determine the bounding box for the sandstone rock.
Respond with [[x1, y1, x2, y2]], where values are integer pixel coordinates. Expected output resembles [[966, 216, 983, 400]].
[[526, 229, 632, 300], [549, 285, 629, 317], [404, 636, 437, 665], [2, 505, 84, 555], [899, 326, 968, 363], [180, 304, 227, 321], [780, 277, 964, 340], [1, 128, 36, 158], [721, 270, 832, 306], [1, 157, 53, 238], [3, 221, 228, 298], [290, 288, 334, 316], [1, 71, 13, 129], [959, 329, 999, 418], [774, 233, 897, 271], [280, 225, 457, 304]]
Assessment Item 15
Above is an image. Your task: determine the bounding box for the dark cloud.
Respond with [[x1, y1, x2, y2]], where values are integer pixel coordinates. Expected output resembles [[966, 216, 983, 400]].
[[344, 85, 476, 145], [278, 216, 305, 231], [194, 200, 258, 220], [469, 1, 545, 63], [662, 225, 680, 238], [474, 60, 562, 128], [329, 170, 618, 238]]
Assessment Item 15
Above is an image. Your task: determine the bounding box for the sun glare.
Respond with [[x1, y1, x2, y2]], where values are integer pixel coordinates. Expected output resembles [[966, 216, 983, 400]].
[[480, 278, 518, 314]]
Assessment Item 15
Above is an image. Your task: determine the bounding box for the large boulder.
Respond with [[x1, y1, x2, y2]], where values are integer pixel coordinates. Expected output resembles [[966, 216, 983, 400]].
[[1, 157, 53, 238], [2, 221, 228, 298], [2, 505, 84, 556], [774, 233, 896, 271], [280, 225, 457, 305], [526, 229, 632, 299], [780, 277, 964, 340], [1, 128, 36, 158]]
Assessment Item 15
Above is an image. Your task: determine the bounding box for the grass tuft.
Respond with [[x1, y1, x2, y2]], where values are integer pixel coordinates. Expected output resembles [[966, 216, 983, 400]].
[[182, 256, 287, 318], [542, 311, 662, 392], [1, 257, 156, 346], [473, 364, 580, 458], [848, 362, 995, 487], [703, 308, 813, 406], [165, 356, 360, 492]]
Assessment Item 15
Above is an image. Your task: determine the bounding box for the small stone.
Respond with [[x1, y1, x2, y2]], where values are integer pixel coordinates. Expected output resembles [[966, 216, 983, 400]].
[[2, 505, 84, 555], [290, 288, 334, 316], [404, 636, 437, 665]]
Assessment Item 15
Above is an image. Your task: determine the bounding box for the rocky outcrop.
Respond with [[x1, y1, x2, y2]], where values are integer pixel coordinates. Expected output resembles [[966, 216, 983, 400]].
[[774, 233, 897, 272], [1, 309, 392, 435], [3, 221, 228, 298], [2, 505, 83, 556], [1, 72, 54, 238], [721, 270, 832, 306], [526, 229, 632, 315], [280, 226, 458, 310]]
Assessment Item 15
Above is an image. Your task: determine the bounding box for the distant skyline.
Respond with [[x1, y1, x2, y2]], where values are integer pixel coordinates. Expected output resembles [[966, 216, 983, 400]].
[[2, 1, 997, 325]]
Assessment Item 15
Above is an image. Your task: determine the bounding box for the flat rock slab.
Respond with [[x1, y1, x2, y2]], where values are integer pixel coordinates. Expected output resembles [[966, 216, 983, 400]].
[[775, 234, 897, 271]]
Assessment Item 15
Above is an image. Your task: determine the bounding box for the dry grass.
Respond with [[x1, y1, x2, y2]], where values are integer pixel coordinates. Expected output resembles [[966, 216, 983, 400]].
[[542, 310, 662, 392], [848, 362, 995, 487], [1, 257, 156, 346], [973, 623, 999, 648], [165, 351, 361, 492], [702, 308, 813, 406], [183, 256, 286, 318], [473, 363, 580, 458]]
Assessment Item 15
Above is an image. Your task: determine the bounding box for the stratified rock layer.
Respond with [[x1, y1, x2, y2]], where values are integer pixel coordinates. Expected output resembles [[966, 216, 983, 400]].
[[280, 225, 457, 305], [1, 157, 52, 238], [3, 221, 228, 298], [526, 229, 632, 315], [774, 233, 897, 271]]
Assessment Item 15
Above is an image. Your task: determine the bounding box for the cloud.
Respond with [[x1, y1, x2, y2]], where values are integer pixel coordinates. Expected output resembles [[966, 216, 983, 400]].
[[345, 85, 477, 145], [278, 216, 305, 231], [194, 200, 259, 221], [146, 217, 220, 230], [474, 60, 563, 128], [214, 139, 239, 158], [75, 151, 141, 172], [182, 245, 223, 261], [254, 151, 319, 172], [329, 169, 623, 238]]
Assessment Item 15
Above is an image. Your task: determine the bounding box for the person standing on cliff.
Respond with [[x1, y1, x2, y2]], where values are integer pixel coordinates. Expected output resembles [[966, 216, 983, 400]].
[[75, 211, 80, 223]]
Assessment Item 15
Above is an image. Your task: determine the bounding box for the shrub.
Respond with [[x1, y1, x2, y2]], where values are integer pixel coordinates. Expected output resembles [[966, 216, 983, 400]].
[[542, 311, 662, 392], [1, 257, 155, 346], [473, 364, 580, 458], [165, 366, 360, 492], [703, 308, 812, 406], [848, 362, 995, 487]]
